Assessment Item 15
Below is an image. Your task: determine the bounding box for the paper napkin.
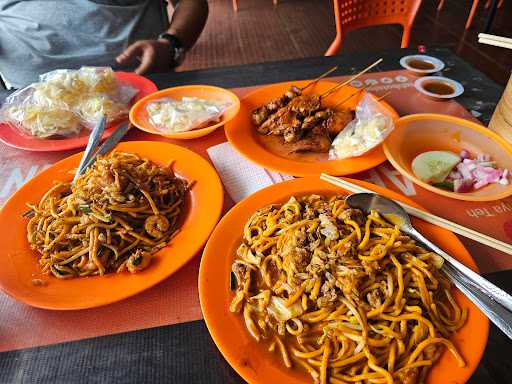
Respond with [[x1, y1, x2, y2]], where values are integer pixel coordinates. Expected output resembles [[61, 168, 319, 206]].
[[206, 142, 293, 202]]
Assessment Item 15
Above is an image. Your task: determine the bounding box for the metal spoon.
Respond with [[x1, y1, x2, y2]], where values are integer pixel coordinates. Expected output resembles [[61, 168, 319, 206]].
[[346, 192, 512, 338]]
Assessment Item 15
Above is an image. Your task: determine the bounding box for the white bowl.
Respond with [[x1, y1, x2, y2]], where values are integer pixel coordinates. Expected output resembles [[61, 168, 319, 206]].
[[414, 76, 464, 101], [399, 54, 445, 76]]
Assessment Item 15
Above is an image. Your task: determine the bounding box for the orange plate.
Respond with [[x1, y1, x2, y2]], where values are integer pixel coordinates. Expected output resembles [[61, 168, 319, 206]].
[[0, 141, 224, 310], [384, 113, 512, 201], [129, 85, 241, 139], [0, 72, 157, 152], [199, 177, 488, 384], [224, 80, 399, 177]]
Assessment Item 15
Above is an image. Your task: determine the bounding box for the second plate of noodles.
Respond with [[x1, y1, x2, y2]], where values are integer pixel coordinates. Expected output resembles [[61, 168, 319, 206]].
[[0, 141, 224, 310], [199, 177, 488, 384]]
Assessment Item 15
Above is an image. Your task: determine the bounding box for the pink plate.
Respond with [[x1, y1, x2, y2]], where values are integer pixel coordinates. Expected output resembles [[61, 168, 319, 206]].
[[0, 72, 157, 152]]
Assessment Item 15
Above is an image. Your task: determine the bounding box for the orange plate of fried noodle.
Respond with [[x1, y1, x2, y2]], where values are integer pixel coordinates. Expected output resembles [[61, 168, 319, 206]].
[[0, 141, 223, 310], [199, 177, 488, 384]]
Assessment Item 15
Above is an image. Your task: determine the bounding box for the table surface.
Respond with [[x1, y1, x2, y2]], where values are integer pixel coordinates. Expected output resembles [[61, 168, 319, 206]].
[[0, 47, 511, 384]]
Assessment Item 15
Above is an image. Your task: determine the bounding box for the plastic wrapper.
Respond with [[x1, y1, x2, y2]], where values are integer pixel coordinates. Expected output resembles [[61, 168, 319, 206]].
[[0, 67, 138, 138], [146, 97, 232, 133], [329, 93, 395, 160]]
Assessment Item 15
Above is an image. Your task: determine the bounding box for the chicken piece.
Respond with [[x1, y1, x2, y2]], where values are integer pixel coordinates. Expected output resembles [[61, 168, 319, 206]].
[[284, 85, 302, 100], [266, 95, 287, 112], [324, 108, 354, 137], [261, 108, 303, 140], [232, 261, 250, 288], [338, 208, 366, 226], [367, 289, 383, 308], [288, 95, 321, 116], [287, 125, 331, 153], [394, 368, 419, 384], [302, 115, 318, 130], [283, 126, 302, 143], [251, 106, 269, 126], [257, 106, 288, 134]]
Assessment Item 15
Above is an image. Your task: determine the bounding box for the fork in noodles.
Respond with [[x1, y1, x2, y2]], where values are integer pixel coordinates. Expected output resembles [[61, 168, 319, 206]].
[[26, 151, 189, 279], [230, 194, 467, 384]]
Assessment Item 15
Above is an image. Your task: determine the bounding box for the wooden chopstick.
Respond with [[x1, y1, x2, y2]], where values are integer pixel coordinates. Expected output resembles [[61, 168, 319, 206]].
[[478, 33, 512, 45], [478, 33, 512, 50], [320, 173, 512, 256], [478, 38, 512, 50]]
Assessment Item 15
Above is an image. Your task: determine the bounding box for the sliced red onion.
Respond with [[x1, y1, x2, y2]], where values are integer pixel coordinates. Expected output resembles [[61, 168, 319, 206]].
[[457, 163, 473, 180], [454, 178, 474, 193], [460, 149, 471, 159], [448, 171, 462, 180]]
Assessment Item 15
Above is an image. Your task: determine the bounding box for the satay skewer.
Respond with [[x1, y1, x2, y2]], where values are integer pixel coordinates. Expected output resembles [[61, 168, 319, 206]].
[[319, 58, 384, 100], [332, 84, 370, 109], [376, 91, 392, 102], [300, 66, 338, 92]]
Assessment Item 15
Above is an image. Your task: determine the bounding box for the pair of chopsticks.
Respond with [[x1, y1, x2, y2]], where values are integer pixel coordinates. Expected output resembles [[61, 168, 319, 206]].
[[478, 33, 512, 50], [73, 116, 130, 182], [320, 173, 512, 256]]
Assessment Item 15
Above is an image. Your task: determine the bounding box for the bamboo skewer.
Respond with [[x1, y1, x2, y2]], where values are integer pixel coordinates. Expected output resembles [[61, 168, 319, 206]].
[[319, 58, 383, 99], [301, 66, 338, 91], [332, 84, 370, 109], [376, 91, 391, 102], [320, 173, 512, 256]]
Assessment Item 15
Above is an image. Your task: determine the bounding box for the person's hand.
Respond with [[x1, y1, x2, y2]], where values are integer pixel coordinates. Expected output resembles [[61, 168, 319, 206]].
[[116, 39, 174, 74]]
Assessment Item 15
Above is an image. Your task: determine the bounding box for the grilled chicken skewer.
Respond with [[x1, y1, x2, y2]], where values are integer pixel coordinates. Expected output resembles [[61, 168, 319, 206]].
[[251, 66, 338, 126], [253, 59, 383, 153]]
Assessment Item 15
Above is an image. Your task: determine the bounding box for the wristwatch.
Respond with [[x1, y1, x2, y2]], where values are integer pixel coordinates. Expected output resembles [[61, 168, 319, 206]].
[[158, 33, 186, 67]]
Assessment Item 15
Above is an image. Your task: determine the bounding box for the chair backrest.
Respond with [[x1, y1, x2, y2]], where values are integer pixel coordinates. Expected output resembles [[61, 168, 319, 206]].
[[329, 0, 422, 52]]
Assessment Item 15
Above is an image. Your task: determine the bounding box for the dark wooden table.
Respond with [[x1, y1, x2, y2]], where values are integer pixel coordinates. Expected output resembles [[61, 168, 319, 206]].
[[0, 47, 511, 384]]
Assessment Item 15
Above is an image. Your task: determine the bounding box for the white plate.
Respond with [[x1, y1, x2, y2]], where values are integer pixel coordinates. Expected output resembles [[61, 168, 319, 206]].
[[400, 54, 445, 75], [414, 76, 464, 101]]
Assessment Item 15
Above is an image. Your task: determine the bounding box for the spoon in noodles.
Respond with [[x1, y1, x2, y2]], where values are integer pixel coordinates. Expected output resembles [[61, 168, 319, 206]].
[[346, 192, 512, 338]]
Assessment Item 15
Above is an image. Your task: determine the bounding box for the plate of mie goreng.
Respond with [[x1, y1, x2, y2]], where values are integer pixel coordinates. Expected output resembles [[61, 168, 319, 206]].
[[0, 141, 223, 310], [199, 177, 488, 384]]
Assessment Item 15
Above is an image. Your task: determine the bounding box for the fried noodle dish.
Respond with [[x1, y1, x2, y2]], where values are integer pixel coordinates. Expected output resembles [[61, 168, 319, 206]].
[[26, 152, 188, 279], [230, 195, 466, 384]]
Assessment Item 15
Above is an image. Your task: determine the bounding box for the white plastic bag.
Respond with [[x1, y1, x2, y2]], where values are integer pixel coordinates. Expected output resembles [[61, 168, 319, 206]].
[[329, 93, 395, 160], [0, 67, 138, 138], [146, 97, 232, 133]]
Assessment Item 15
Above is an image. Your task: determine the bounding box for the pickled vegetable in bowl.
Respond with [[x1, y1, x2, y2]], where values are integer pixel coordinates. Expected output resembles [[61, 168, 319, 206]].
[[412, 150, 510, 193], [383, 113, 512, 201]]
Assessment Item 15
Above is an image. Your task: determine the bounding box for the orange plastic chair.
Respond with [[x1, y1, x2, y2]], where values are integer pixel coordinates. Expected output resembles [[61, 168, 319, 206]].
[[325, 0, 422, 56]]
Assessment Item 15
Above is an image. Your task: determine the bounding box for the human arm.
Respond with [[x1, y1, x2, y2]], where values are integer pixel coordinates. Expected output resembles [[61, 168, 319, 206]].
[[116, 0, 208, 74]]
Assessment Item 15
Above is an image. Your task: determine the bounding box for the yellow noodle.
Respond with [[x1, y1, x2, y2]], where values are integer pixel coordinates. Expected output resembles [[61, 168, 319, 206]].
[[229, 195, 467, 384], [25, 152, 188, 279]]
